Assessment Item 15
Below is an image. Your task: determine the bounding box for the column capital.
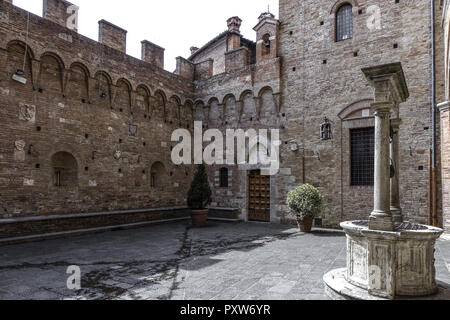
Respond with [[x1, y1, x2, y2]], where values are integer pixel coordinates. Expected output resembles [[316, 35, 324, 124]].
[[438, 101, 450, 113], [362, 62, 409, 104], [371, 102, 395, 113]]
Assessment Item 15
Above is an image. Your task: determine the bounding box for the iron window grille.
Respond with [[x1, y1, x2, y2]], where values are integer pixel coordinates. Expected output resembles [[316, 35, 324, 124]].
[[350, 127, 375, 186], [336, 4, 353, 42]]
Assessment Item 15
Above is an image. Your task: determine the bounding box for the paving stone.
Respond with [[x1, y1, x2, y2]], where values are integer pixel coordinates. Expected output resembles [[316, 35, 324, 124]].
[[0, 222, 448, 300]]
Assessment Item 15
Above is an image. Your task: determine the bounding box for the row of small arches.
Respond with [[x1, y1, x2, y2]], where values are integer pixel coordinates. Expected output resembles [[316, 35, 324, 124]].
[[192, 87, 279, 125], [4, 40, 194, 125], [5, 40, 279, 126]]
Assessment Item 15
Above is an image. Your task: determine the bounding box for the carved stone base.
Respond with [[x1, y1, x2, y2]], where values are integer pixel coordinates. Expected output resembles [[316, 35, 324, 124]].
[[391, 207, 403, 223], [368, 212, 395, 231], [324, 268, 450, 300], [326, 221, 444, 299]]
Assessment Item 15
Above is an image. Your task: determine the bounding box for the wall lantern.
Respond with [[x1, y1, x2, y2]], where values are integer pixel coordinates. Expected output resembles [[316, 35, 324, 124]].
[[320, 117, 333, 141], [12, 69, 27, 84]]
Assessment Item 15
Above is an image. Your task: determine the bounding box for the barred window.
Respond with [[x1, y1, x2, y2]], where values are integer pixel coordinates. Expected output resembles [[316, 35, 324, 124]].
[[220, 168, 229, 188], [336, 4, 353, 42], [351, 127, 374, 186]]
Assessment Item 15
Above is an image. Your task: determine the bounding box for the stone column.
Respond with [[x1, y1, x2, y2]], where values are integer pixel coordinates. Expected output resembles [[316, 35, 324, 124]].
[[390, 118, 403, 222], [362, 63, 409, 232], [369, 103, 395, 231]]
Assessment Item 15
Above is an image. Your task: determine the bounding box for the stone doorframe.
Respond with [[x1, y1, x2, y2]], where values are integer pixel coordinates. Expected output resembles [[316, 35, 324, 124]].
[[237, 165, 278, 223]]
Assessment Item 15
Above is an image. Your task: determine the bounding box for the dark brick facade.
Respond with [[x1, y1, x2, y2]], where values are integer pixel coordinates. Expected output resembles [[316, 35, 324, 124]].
[[0, 0, 447, 241]]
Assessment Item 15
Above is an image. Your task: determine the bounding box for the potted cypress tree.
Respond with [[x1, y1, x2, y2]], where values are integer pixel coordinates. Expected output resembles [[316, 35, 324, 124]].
[[187, 164, 212, 227], [287, 184, 323, 233]]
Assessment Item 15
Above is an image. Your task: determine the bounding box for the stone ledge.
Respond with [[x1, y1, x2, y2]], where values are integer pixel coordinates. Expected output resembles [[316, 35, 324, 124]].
[[0, 206, 189, 224], [0, 217, 191, 247], [324, 268, 450, 300], [0, 207, 191, 240]]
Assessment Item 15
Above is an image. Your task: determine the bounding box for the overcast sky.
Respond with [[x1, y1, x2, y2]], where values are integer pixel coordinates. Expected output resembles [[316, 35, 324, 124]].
[[13, 0, 279, 72]]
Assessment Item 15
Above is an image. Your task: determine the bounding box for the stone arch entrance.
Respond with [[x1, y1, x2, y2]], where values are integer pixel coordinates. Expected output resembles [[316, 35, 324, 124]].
[[51, 152, 78, 187], [150, 161, 166, 189]]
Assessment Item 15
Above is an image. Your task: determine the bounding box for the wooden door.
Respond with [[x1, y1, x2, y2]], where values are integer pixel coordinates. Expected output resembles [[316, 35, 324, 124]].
[[248, 170, 271, 222]]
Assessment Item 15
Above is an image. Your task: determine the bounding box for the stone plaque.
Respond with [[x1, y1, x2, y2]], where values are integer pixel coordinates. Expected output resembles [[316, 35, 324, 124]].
[[19, 104, 36, 123], [0, 12, 8, 23], [15, 140, 26, 151], [129, 124, 138, 138], [114, 150, 122, 160]]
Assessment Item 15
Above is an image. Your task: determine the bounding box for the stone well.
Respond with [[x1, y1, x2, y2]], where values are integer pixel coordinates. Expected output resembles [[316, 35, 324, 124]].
[[324, 221, 443, 299], [323, 63, 446, 300]]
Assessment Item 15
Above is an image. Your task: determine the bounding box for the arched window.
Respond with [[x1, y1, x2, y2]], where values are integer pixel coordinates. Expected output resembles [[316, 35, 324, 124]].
[[51, 152, 78, 187], [336, 4, 353, 42], [262, 34, 271, 56], [220, 168, 229, 188]]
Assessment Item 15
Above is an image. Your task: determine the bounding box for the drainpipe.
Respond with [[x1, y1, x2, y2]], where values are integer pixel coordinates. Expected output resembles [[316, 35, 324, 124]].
[[431, 0, 438, 227]]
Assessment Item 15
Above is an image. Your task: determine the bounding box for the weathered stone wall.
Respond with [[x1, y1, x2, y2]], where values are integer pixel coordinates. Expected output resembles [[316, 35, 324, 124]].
[[0, 1, 194, 219], [191, 39, 228, 76], [278, 0, 444, 227], [440, 0, 450, 233], [194, 59, 213, 81], [225, 47, 248, 72], [440, 107, 450, 232], [0, 0, 447, 236], [192, 46, 282, 221]]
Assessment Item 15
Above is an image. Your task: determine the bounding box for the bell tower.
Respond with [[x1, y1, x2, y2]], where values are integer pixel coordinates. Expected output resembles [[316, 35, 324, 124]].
[[253, 11, 279, 62]]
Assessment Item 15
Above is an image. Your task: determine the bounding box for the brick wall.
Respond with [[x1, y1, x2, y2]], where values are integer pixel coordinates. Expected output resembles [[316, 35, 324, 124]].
[[0, 0, 447, 237], [277, 0, 444, 226], [0, 1, 194, 220]]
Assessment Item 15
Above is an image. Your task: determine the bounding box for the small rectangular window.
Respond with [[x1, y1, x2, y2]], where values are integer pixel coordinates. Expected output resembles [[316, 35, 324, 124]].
[[351, 127, 375, 186], [55, 170, 62, 187], [150, 173, 156, 188], [220, 168, 229, 188]]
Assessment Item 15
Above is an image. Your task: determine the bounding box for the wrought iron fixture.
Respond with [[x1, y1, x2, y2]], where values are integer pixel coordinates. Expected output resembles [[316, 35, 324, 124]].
[[320, 117, 333, 141], [390, 158, 396, 179], [12, 69, 27, 84], [27, 144, 34, 155]]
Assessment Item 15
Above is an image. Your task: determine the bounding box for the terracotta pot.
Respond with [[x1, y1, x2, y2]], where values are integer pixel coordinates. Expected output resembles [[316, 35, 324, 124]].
[[297, 217, 313, 233], [191, 209, 208, 227]]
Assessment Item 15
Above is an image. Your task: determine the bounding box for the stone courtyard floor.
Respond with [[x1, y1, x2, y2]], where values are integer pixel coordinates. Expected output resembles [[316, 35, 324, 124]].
[[0, 221, 449, 300]]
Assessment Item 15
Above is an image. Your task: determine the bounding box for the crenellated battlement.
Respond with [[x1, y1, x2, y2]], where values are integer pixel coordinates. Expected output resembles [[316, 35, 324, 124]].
[[3, 0, 172, 72]]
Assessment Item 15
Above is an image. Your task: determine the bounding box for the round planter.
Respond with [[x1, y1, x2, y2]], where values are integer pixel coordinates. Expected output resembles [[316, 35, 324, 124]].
[[297, 217, 313, 233], [191, 209, 208, 227]]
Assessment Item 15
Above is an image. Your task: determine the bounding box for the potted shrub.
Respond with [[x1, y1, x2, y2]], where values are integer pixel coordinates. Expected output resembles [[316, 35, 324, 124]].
[[287, 184, 323, 233], [187, 164, 212, 227]]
